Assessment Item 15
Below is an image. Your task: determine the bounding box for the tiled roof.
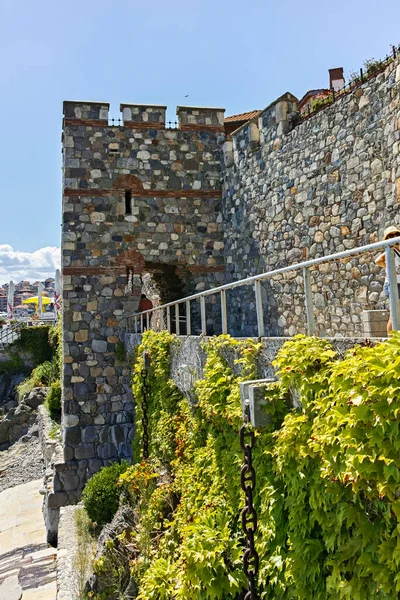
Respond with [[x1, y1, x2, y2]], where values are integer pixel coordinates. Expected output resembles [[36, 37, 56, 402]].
[[225, 110, 261, 123]]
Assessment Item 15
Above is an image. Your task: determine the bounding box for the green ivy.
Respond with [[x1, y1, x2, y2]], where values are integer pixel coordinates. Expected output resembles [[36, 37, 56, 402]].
[[91, 332, 400, 599], [15, 325, 55, 365]]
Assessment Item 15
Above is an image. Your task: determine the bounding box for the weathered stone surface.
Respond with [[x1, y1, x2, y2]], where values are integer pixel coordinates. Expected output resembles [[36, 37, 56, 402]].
[[23, 387, 48, 409], [223, 57, 399, 337], [91, 339, 108, 353]]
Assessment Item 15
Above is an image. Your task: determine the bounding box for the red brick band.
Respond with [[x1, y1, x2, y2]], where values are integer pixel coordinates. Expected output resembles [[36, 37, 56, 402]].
[[64, 119, 108, 127], [63, 266, 138, 276], [123, 121, 165, 130], [64, 118, 224, 133], [179, 124, 225, 132], [63, 265, 225, 276], [64, 188, 222, 198]]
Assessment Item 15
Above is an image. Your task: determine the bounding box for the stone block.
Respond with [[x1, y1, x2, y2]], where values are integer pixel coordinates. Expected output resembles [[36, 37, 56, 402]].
[[92, 339, 108, 353], [75, 330, 88, 343], [64, 426, 81, 446], [362, 310, 389, 337], [75, 443, 95, 460], [47, 491, 69, 508], [60, 472, 81, 491], [82, 426, 99, 443], [97, 443, 117, 460]]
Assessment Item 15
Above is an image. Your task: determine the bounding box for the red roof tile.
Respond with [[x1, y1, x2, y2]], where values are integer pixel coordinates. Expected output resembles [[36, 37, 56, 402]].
[[225, 110, 261, 123]]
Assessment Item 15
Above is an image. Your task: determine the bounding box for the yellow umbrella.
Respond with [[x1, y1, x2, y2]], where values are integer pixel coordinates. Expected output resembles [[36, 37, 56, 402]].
[[22, 296, 52, 305]]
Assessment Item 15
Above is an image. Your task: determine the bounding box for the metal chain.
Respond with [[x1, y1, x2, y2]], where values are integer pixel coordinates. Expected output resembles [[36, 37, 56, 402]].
[[141, 367, 149, 459], [240, 401, 259, 600]]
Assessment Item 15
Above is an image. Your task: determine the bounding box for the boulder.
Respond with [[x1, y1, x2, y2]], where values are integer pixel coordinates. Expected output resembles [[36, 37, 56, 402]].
[[22, 387, 49, 410]]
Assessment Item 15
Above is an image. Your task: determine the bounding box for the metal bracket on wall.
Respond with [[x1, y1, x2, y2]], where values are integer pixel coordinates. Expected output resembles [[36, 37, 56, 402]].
[[239, 378, 277, 428]]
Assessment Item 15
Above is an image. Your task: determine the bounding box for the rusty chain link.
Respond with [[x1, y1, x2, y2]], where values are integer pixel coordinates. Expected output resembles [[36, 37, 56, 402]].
[[141, 366, 149, 459], [240, 401, 259, 600]]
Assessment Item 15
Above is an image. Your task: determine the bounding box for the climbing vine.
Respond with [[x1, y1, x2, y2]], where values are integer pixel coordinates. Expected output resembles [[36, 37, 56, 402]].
[[89, 331, 400, 599]]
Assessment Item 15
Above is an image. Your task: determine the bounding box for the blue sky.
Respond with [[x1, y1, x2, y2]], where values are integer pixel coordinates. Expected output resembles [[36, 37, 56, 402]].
[[0, 0, 399, 283]]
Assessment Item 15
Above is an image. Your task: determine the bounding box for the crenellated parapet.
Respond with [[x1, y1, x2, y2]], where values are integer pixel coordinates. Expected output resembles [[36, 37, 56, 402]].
[[120, 103, 167, 129], [228, 92, 299, 163], [176, 106, 225, 132], [63, 101, 225, 132], [63, 100, 109, 126]]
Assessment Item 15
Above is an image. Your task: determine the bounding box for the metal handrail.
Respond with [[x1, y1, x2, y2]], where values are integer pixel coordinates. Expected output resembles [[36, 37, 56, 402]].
[[129, 236, 400, 337], [0, 320, 24, 350]]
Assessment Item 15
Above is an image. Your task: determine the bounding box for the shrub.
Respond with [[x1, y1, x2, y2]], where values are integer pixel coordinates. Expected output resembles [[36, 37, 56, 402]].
[[98, 332, 400, 599], [17, 356, 60, 398], [364, 57, 381, 75], [16, 325, 54, 365], [0, 352, 26, 375], [82, 461, 129, 527], [46, 380, 61, 417], [310, 95, 333, 112]]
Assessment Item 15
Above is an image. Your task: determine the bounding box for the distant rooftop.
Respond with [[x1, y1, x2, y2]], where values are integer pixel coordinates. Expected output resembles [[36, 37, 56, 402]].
[[225, 110, 261, 123]]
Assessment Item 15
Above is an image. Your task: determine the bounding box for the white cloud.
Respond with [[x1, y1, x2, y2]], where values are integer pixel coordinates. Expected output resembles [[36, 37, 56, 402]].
[[0, 245, 61, 285]]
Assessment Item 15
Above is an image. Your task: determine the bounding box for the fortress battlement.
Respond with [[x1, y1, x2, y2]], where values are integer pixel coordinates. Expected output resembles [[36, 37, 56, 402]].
[[63, 101, 225, 132]]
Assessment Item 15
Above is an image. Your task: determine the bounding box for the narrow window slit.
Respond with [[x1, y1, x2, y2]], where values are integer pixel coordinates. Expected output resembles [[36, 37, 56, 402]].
[[125, 190, 132, 215]]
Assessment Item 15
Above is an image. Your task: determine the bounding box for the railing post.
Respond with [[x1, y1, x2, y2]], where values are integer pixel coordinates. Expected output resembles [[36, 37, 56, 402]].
[[167, 306, 171, 332], [175, 303, 180, 335], [140, 313, 144, 333], [200, 296, 206, 336], [385, 245, 400, 331], [303, 267, 316, 335], [186, 300, 191, 336], [146, 312, 150, 331], [221, 290, 228, 334], [254, 280, 265, 337], [135, 316, 138, 334]]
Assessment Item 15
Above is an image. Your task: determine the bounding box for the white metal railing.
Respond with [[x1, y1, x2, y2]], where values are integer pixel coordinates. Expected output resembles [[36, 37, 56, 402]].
[[127, 236, 400, 337], [0, 318, 57, 351]]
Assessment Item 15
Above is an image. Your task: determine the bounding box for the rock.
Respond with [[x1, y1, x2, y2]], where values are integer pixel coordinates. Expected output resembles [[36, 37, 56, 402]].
[[0, 417, 11, 445], [22, 387, 48, 410], [359, 95, 370, 109], [92, 339, 108, 353]]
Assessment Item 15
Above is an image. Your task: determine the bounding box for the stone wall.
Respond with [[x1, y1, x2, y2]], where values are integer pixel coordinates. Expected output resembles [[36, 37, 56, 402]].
[[125, 333, 371, 402], [60, 103, 226, 499], [222, 60, 400, 336], [59, 54, 400, 503]]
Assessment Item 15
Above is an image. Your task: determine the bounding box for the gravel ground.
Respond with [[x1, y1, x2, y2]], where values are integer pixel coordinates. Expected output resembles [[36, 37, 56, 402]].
[[0, 425, 44, 493]]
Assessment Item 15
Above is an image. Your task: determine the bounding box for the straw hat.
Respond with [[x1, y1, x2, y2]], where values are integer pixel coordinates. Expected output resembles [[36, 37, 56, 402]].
[[383, 225, 400, 239]]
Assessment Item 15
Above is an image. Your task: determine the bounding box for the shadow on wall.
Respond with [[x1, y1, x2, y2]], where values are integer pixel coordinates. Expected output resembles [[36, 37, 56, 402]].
[[225, 283, 284, 338]]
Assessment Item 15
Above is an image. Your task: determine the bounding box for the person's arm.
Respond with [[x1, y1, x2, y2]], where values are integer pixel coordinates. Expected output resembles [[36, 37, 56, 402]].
[[375, 252, 386, 267]]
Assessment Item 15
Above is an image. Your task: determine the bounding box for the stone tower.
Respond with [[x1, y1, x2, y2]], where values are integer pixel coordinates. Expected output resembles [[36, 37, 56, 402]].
[[60, 102, 226, 495]]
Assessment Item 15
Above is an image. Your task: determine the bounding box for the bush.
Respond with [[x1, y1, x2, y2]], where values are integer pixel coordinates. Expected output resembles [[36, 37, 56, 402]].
[[16, 325, 54, 365], [17, 356, 60, 398], [0, 353, 27, 376], [46, 380, 61, 417], [82, 461, 129, 527]]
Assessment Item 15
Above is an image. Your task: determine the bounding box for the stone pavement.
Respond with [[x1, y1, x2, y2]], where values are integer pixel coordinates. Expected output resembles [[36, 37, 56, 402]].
[[0, 479, 57, 600]]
